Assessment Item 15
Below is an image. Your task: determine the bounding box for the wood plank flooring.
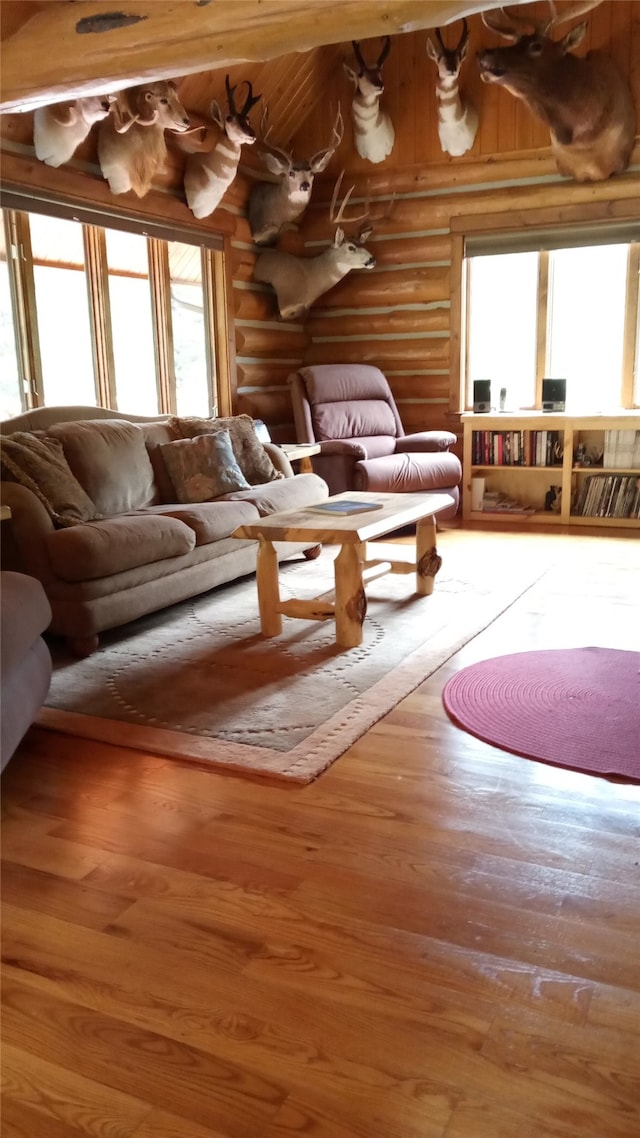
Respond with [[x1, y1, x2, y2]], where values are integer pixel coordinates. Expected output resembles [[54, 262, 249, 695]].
[[2, 528, 639, 1138]]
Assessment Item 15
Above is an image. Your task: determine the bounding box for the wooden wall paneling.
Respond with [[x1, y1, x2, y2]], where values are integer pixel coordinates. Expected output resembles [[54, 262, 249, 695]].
[[235, 324, 307, 358], [389, 373, 451, 401], [236, 362, 300, 389], [448, 232, 465, 416], [306, 306, 449, 341], [304, 338, 449, 366]]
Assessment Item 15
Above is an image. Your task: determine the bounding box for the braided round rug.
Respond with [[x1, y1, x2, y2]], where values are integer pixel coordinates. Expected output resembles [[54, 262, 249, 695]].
[[442, 647, 640, 780]]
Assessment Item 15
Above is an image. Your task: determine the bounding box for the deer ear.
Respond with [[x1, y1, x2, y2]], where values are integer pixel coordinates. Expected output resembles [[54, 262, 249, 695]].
[[560, 21, 588, 53], [210, 100, 224, 129], [311, 151, 333, 173], [343, 61, 357, 84], [459, 38, 469, 62], [426, 37, 439, 63], [333, 226, 344, 246], [262, 152, 289, 175], [358, 224, 373, 243]]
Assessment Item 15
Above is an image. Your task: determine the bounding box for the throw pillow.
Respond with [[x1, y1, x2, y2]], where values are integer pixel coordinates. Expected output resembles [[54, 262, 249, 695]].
[[169, 414, 284, 485], [159, 430, 251, 503], [0, 431, 102, 528]]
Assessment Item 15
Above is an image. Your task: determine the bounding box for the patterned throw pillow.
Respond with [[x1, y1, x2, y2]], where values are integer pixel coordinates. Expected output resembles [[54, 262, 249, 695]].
[[0, 431, 101, 527], [169, 414, 283, 485], [158, 430, 251, 503]]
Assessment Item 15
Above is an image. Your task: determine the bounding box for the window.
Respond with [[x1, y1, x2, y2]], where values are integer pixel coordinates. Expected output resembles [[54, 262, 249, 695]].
[[0, 205, 228, 421], [463, 222, 639, 414]]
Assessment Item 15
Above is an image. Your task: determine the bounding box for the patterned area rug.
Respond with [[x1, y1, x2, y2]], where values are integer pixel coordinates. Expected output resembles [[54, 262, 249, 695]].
[[40, 535, 550, 783]]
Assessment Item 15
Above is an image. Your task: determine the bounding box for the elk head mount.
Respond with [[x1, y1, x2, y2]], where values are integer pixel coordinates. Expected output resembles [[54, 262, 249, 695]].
[[343, 37, 395, 164], [248, 107, 344, 246], [477, 0, 636, 181], [183, 76, 261, 219], [253, 173, 392, 321], [97, 80, 191, 197], [426, 20, 478, 157]]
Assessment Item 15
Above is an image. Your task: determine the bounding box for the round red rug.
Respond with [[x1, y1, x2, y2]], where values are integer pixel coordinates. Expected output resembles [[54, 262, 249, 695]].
[[442, 647, 640, 780]]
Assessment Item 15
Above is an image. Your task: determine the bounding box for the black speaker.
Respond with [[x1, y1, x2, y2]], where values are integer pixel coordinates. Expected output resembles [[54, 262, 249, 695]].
[[542, 378, 566, 412], [473, 379, 492, 413]]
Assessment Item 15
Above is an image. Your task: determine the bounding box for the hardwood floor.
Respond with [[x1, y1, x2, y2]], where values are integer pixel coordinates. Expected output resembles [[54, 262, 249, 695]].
[[2, 528, 639, 1138]]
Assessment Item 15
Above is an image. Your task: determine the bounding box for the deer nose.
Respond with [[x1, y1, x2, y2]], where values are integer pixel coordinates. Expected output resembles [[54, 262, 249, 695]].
[[300, 180, 310, 192]]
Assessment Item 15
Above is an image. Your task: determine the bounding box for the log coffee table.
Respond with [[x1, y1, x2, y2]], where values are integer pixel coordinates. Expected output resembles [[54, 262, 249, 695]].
[[233, 490, 455, 649]]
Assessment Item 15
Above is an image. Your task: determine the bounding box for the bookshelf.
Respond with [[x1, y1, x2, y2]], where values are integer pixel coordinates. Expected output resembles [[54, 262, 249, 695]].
[[461, 412, 640, 529]]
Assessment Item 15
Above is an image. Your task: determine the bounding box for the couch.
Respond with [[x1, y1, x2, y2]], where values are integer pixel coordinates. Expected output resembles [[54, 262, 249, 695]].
[[0, 406, 329, 655], [1, 571, 53, 771], [288, 364, 461, 515]]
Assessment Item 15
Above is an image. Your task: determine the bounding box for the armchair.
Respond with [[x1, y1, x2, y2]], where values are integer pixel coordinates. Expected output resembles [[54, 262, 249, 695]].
[[288, 364, 461, 515]]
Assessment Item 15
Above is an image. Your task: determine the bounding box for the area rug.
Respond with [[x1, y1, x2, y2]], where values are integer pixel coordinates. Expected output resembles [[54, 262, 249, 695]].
[[442, 647, 640, 780], [39, 538, 550, 783]]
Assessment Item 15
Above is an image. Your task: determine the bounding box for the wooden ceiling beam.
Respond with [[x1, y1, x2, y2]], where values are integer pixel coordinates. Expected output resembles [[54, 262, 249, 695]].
[[0, 0, 527, 113]]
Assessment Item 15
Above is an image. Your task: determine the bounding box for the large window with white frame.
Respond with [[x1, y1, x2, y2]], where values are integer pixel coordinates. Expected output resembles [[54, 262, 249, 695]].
[[463, 222, 640, 415], [0, 206, 227, 422]]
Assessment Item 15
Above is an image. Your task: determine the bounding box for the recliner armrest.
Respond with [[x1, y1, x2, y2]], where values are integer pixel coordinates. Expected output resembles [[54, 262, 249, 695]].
[[318, 440, 368, 460], [394, 431, 457, 454]]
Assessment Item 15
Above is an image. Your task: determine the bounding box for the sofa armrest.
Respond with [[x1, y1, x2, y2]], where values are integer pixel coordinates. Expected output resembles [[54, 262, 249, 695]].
[[394, 431, 457, 454], [0, 482, 57, 582], [262, 442, 295, 478]]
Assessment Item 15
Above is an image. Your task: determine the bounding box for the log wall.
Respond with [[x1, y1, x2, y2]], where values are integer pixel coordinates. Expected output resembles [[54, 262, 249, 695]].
[[0, 2, 638, 446]]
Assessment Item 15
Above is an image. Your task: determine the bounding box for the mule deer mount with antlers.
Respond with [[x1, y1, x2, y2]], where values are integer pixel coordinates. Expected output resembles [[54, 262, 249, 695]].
[[33, 94, 118, 168], [253, 173, 393, 321], [247, 106, 344, 246], [426, 20, 478, 158], [477, 1, 636, 182], [343, 37, 395, 164], [97, 80, 190, 197], [183, 76, 261, 219]]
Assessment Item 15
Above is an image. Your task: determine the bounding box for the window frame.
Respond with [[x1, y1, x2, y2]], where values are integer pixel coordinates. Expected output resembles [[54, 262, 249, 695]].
[[0, 193, 233, 419], [450, 204, 640, 417]]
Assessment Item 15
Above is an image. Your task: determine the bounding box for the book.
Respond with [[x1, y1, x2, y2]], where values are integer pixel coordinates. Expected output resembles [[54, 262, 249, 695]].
[[309, 499, 383, 516]]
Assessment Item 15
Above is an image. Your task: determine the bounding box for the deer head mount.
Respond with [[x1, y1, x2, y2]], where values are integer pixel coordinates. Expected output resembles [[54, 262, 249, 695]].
[[477, 1, 636, 181], [248, 106, 344, 246], [253, 173, 393, 321], [97, 80, 190, 197], [426, 19, 478, 157], [184, 76, 261, 219], [33, 94, 118, 167], [343, 37, 395, 164]]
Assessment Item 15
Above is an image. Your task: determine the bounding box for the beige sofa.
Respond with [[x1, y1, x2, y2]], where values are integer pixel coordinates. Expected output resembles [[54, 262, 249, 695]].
[[0, 406, 329, 655]]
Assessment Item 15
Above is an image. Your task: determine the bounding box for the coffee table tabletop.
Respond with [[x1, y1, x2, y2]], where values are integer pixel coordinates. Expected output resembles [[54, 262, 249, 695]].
[[234, 491, 455, 544]]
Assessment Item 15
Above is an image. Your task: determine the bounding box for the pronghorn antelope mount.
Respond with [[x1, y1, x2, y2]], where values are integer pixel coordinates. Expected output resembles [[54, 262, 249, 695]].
[[33, 94, 118, 167], [477, 0, 636, 182], [247, 108, 344, 246], [97, 81, 190, 197], [183, 76, 261, 219], [253, 174, 390, 321], [426, 20, 478, 157], [343, 37, 395, 164]]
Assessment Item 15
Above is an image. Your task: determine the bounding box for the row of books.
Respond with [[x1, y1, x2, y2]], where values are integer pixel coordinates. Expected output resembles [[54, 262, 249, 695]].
[[602, 430, 640, 469], [472, 430, 563, 467], [573, 474, 640, 518]]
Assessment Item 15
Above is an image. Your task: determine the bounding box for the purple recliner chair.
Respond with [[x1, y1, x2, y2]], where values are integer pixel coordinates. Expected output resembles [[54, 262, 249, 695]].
[[288, 364, 461, 517]]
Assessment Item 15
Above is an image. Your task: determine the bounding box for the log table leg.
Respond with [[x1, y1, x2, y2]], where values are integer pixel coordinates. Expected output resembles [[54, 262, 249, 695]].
[[334, 541, 367, 648], [255, 536, 282, 636], [415, 515, 442, 596]]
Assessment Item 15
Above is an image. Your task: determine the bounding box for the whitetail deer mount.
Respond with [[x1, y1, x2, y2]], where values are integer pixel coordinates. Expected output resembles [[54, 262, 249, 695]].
[[33, 94, 118, 167], [426, 20, 478, 157], [97, 80, 190, 197], [253, 173, 392, 321], [183, 76, 261, 219], [477, 1, 636, 181], [343, 37, 395, 164], [248, 107, 344, 246]]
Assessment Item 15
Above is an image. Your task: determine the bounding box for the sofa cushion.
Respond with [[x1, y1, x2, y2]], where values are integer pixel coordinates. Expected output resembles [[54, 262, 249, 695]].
[[170, 414, 283, 485], [0, 432, 102, 528], [139, 500, 260, 546], [46, 420, 157, 515], [159, 430, 251, 503], [46, 514, 196, 582]]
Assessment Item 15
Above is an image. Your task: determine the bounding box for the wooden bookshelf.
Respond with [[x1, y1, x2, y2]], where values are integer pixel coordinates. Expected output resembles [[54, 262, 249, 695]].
[[461, 412, 640, 529]]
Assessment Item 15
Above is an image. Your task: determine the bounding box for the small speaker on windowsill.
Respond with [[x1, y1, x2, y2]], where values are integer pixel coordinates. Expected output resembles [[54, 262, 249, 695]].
[[473, 379, 492, 413], [542, 378, 566, 412]]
